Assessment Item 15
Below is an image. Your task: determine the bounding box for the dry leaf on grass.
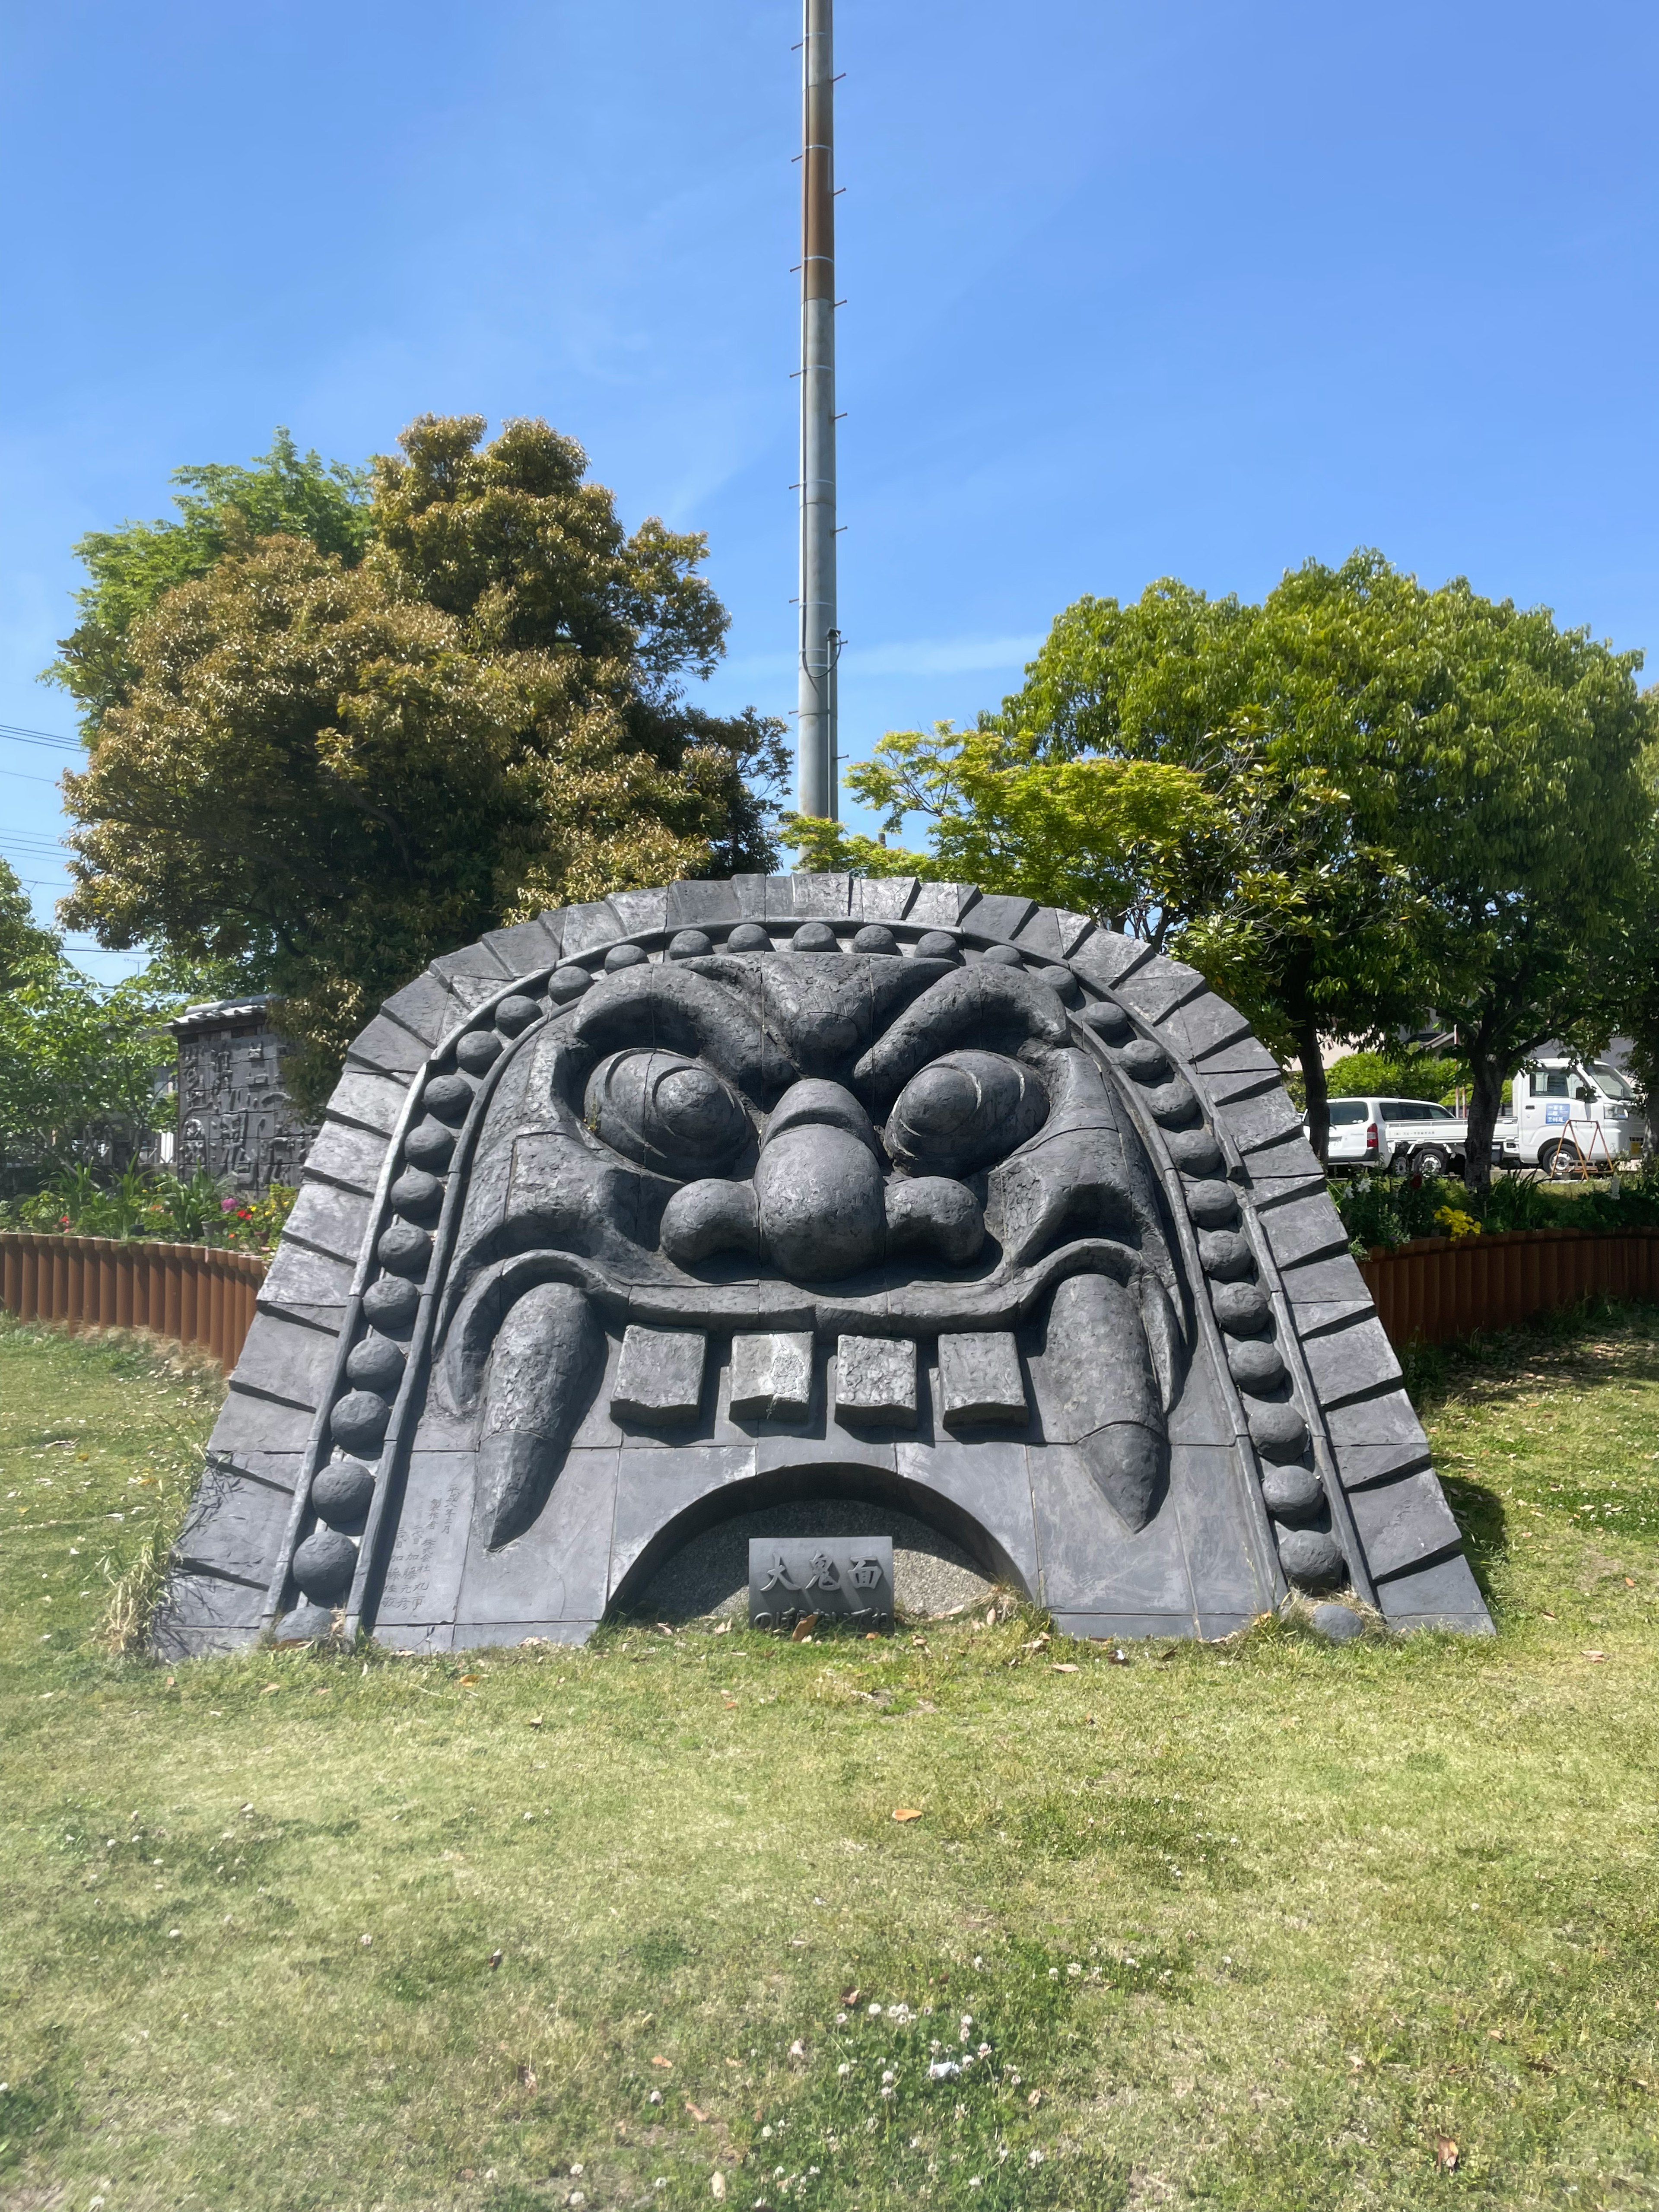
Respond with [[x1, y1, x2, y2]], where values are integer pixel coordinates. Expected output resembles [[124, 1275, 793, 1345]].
[[260, 1684, 279, 1696], [685, 2100, 709, 2122], [791, 1615, 819, 1642], [459, 1673, 481, 1685], [652, 2054, 673, 2069], [1435, 2135, 1459, 2172], [1583, 1651, 1607, 1662], [892, 1808, 924, 1823], [526, 1716, 543, 1728], [1051, 1662, 1080, 1673]]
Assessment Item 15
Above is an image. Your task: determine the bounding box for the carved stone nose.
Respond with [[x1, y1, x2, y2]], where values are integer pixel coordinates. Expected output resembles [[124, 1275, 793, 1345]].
[[755, 1081, 885, 1281]]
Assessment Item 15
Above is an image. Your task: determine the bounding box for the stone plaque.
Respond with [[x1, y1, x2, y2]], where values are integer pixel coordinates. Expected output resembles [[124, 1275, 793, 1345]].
[[748, 1536, 894, 1633]]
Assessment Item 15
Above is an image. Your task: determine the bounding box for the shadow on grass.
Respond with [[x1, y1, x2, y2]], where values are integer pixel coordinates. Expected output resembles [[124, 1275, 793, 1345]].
[[1398, 1295, 1659, 1419]]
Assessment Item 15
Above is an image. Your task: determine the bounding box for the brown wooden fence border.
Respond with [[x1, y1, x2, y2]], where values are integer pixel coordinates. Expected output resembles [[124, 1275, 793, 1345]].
[[0, 1233, 267, 1370], [1359, 1225, 1659, 1347], [2, 1225, 1655, 1372]]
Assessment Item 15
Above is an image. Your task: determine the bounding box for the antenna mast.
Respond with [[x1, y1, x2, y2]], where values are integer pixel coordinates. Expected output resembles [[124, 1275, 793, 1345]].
[[797, 0, 838, 818]]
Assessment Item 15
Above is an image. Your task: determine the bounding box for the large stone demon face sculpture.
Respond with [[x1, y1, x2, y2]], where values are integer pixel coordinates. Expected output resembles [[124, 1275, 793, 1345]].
[[430, 929, 1202, 1553], [159, 879, 1498, 1655]]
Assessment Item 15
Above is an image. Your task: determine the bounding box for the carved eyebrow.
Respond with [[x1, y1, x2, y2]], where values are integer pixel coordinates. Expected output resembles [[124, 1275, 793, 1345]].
[[854, 967, 1070, 1109], [572, 966, 798, 1100]]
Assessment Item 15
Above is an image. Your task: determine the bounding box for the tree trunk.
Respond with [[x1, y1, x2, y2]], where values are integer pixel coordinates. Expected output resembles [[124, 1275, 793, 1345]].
[[1298, 1015, 1331, 1170], [1464, 1052, 1504, 1194]]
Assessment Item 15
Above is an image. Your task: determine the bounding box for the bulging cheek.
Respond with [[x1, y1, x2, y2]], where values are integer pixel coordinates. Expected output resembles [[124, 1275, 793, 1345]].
[[755, 1128, 885, 1278]]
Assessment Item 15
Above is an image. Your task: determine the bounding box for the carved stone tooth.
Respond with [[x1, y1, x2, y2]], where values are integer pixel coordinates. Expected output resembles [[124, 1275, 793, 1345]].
[[480, 1283, 604, 1547], [938, 1331, 1027, 1428], [610, 1325, 708, 1427], [729, 1332, 814, 1423], [1037, 1273, 1168, 1531], [835, 1335, 918, 1427]]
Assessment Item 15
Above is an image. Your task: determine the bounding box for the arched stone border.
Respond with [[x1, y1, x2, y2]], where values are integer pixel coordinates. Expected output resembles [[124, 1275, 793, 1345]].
[[154, 874, 1491, 1655]]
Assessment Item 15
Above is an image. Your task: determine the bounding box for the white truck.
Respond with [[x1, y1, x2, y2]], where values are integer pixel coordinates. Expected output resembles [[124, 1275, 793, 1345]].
[[1317, 1055, 1646, 1180]]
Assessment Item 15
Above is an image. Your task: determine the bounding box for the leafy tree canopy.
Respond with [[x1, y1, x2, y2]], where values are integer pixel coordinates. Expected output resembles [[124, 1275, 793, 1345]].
[[56, 415, 785, 1107], [788, 552, 1652, 1183], [48, 429, 372, 726]]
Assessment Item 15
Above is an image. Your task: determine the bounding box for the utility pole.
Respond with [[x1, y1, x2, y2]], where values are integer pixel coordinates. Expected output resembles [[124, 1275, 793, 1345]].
[[797, 0, 838, 819]]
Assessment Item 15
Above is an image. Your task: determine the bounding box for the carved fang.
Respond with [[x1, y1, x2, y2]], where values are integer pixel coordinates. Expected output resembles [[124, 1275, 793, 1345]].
[[478, 1282, 604, 1548], [1037, 1273, 1169, 1531]]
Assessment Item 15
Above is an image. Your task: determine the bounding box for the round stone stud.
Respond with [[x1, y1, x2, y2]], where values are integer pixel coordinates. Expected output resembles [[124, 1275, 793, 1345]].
[[1211, 1281, 1271, 1335], [1165, 1127, 1223, 1176], [668, 928, 713, 960], [1308, 1601, 1366, 1643], [791, 921, 840, 953], [376, 1222, 432, 1279], [330, 1389, 391, 1454], [1146, 1076, 1201, 1128], [1275, 1524, 1346, 1592], [403, 1117, 456, 1172], [311, 1457, 376, 1526], [1248, 1401, 1310, 1462], [423, 1073, 474, 1123], [913, 931, 963, 963], [1228, 1339, 1288, 1394], [851, 924, 898, 955], [362, 1275, 420, 1335], [1184, 1179, 1239, 1229], [1082, 1001, 1133, 1044], [1118, 1039, 1171, 1084], [980, 943, 1023, 967], [346, 1332, 406, 1395], [1198, 1227, 1255, 1281], [494, 993, 541, 1035], [1033, 965, 1083, 1006], [292, 1527, 357, 1604], [727, 922, 772, 952], [456, 1029, 504, 1075], [1260, 1462, 1323, 1520], [547, 966, 592, 1002], [390, 1168, 444, 1224], [604, 942, 648, 971]]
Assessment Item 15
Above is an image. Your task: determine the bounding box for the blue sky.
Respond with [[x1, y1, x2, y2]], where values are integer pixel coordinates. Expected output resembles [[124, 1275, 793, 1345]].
[[3, 0, 1656, 982]]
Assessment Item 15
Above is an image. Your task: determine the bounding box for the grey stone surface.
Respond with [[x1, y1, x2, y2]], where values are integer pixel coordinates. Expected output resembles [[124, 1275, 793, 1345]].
[[938, 1332, 1027, 1427], [836, 1336, 918, 1426], [163, 875, 1489, 1653], [730, 1332, 814, 1423], [611, 1326, 707, 1425], [1308, 1602, 1366, 1643]]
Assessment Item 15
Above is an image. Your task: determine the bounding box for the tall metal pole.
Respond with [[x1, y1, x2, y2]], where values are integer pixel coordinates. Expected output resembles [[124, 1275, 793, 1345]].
[[798, 0, 838, 819]]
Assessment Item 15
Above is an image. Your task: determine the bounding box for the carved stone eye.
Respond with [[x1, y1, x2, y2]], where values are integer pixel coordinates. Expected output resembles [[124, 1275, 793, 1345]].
[[885, 1051, 1047, 1176], [585, 1049, 750, 1177]]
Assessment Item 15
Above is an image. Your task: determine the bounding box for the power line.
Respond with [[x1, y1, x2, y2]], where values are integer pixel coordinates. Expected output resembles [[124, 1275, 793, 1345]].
[[0, 721, 81, 752], [0, 765, 64, 785]]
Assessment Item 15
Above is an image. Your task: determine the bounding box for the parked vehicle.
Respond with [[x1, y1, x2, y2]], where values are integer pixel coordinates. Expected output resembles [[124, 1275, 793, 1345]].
[[1314, 1058, 1648, 1181], [1319, 1097, 1469, 1179], [1491, 1056, 1646, 1177]]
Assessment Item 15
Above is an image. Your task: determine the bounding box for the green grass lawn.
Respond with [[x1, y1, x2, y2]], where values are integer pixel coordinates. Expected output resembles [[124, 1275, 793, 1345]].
[[3, 1309, 1658, 2212]]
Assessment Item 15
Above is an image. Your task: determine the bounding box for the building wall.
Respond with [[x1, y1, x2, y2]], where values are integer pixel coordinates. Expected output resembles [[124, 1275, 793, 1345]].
[[175, 1012, 315, 1190]]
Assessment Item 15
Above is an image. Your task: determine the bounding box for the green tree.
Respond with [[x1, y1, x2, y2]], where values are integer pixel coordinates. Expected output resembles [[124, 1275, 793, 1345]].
[[0, 859, 59, 990], [794, 555, 1649, 1183], [48, 429, 372, 726], [788, 582, 1424, 1165], [57, 416, 786, 1106], [1265, 559, 1651, 1188], [0, 938, 190, 1194]]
